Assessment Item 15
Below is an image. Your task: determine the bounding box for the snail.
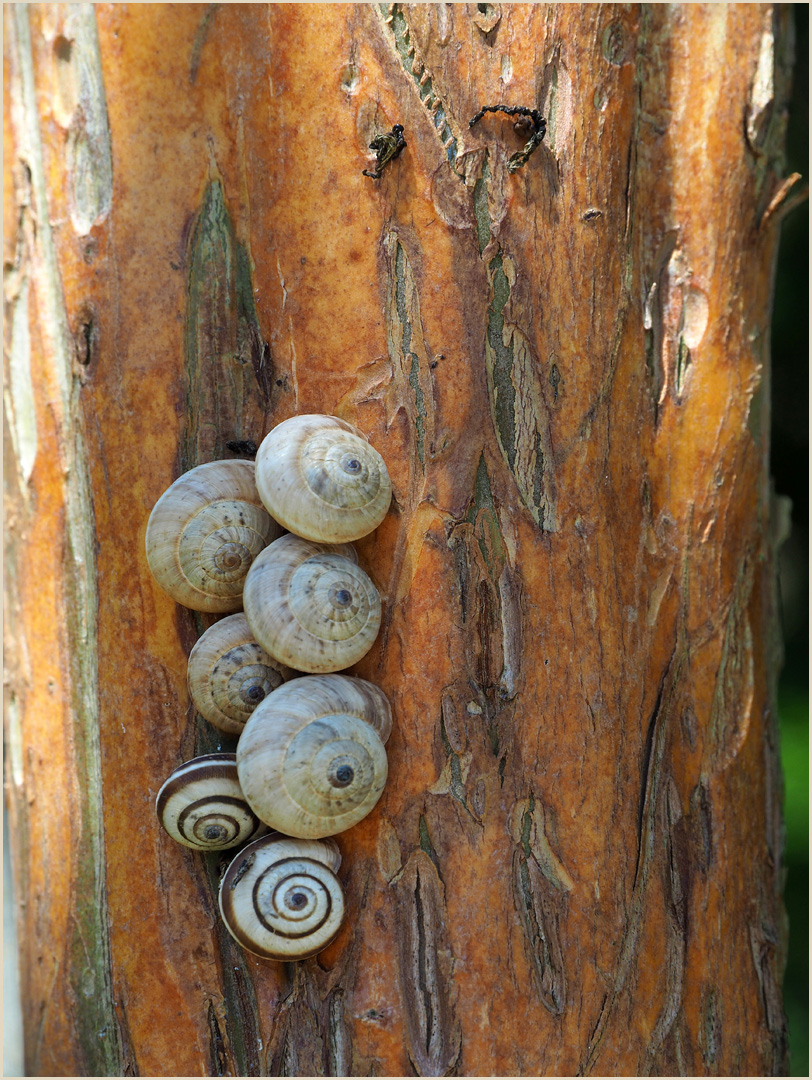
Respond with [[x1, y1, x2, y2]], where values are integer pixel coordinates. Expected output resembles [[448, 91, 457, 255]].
[[254, 414, 392, 543], [236, 674, 392, 838], [156, 754, 268, 850], [146, 460, 282, 612], [243, 534, 382, 673], [188, 613, 293, 736], [219, 832, 344, 960]]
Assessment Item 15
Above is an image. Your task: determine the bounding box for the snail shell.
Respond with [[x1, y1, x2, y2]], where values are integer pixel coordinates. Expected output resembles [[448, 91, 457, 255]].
[[255, 414, 392, 543], [237, 674, 392, 838], [188, 613, 294, 736], [146, 460, 282, 613], [156, 754, 267, 850], [243, 534, 382, 673], [219, 833, 344, 960]]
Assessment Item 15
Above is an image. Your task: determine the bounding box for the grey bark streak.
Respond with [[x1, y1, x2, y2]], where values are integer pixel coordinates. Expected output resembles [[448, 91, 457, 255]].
[[394, 851, 461, 1076], [8, 8, 124, 1075]]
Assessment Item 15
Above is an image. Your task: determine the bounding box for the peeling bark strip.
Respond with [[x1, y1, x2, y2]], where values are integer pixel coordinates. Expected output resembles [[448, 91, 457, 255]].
[[708, 556, 756, 773], [643, 776, 690, 1069], [580, 647, 683, 1076], [393, 851, 461, 1076], [749, 911, 789, 1074], [512, 851, 567, 1015], [643, 234, 710, 414], [447, 458, 524, 722], [7, 7, 122, 1075], [483, 249, 557, 531], [182, 178, 273, 470], [58, 5, 114, 236], [378, 3, 462, 165], [510, 794, 575, 895], [383, 234, 432, 470]]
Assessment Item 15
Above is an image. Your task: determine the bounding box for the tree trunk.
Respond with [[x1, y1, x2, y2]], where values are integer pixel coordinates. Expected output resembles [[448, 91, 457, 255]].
[[4, 4, 795, 1075]]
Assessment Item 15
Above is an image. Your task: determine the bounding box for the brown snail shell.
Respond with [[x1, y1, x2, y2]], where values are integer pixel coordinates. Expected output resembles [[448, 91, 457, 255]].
[[219, 833, 344, 960], [187, 613, 294, 736], [254, 414, 392, 543], [242, 534, 381, 673], [145, 460, 282, 613], [236, 674, 392, 839], [156, 754, 267, 850]]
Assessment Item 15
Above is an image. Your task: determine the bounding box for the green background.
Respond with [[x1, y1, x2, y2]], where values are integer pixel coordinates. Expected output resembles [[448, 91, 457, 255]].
[[773, 6, 808, 1075]]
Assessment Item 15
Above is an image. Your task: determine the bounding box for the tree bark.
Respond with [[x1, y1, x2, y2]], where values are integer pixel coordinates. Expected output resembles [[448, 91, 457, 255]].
[[4, 3, 795, 1075]]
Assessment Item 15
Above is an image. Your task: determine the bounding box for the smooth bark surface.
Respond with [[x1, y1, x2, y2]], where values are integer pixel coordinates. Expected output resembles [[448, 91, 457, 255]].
[[4, 4, 795, 1075]]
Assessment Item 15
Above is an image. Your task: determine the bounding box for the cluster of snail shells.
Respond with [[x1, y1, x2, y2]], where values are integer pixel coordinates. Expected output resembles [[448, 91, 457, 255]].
[[147, 415, 393, 960]]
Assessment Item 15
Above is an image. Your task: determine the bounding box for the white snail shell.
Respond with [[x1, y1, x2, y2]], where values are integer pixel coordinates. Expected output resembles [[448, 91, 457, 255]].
[[145, 460, 282, 613], [237, 674, 392, 839], [243, 534, 382, 673], [219, 832, 344, 960], [188, 613, 294, 736], [156, 754, 268, 850], [255, 414, 392, 543]]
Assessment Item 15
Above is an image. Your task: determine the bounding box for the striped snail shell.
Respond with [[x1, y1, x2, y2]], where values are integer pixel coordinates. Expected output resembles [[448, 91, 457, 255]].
[[219, 833, 344, 960], [243, 534, 382, 673], [255, 414, 392, 543], [188, 613, 294, 736], [156, 754, 267, 850], [145, 460, 282, 613], [237, 674, 392, 839]]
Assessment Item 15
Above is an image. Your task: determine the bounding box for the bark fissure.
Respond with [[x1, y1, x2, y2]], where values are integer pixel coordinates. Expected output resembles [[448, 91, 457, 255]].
[[394, 851, 461, 1076], [182, 177, 272, 470]]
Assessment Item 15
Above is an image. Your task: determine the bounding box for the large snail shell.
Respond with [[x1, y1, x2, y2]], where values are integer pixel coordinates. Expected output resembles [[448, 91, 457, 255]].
[[237, 674, 392, 839], [156, 754, 267, 850], [243, 534, 381, 673], [188, 613, 294, 736], [219, 833, 344, 960], [255, 414, 392, 543], [146, 460, 282, 613]]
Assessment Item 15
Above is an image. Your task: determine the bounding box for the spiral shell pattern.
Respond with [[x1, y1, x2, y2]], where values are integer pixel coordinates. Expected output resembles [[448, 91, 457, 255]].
[[156, 754, 267, 850], [243, 534, 381, 673], [255, 415, 392, 543], [237, 674, 392, 838], [219, 834, 344, 959], [146, 460, 281, 613], [188, 613, 293, 736]]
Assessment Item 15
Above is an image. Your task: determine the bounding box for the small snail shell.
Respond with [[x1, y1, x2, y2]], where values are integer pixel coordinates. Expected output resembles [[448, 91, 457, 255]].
[[156, 754, 267, 850], [188, 613, 294, 736], [255, 414, 392, 543], [146, 460, 282, 613], [243, 534, 382, 673], [237, 674, 392, 838], [219, 833, 344, 960]]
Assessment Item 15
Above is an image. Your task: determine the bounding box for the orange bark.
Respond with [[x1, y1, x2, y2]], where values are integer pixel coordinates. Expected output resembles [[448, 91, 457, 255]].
[[4, 4, 792, 1075]]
